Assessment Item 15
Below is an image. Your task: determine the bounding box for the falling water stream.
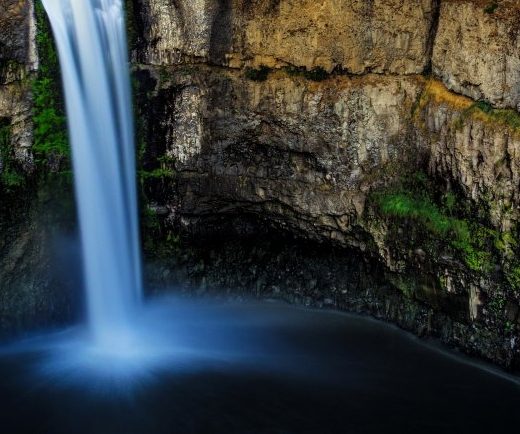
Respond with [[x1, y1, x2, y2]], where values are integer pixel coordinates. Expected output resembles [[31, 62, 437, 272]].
[[0, 1, 518, 433], [42, 0, 142, 348]]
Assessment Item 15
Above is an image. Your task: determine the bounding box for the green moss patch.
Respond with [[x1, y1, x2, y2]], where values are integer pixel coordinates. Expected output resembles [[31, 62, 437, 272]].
[[0, 121, 25, 191], [32, 1, 69, 173], [371, 172, 517, 275]]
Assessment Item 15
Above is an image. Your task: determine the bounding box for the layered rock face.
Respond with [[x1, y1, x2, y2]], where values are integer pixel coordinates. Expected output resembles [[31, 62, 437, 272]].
[[137, 0, 438, 73], [433, 0, 520, 110], [147, 68, 424, 243], [0, 0, 37, 82], [132, 0, 520, 368]]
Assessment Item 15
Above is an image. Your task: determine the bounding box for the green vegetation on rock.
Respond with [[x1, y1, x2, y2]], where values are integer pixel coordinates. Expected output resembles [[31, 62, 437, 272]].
[[459, 100, 520, 131], [378, 193, 453, 236], [0, 121, 24, 191], [373, 171, 517, 275], [32, 0, 69, 174], [484, 1, 499, 14], [245, 65, 271, 82]]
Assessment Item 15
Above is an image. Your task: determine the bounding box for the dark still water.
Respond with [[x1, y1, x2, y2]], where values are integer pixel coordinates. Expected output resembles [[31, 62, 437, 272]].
[[0, 298, 518, 434]]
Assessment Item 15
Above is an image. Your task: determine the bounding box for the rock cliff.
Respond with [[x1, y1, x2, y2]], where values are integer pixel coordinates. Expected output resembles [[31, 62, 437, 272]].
[[2, 0, 520, 369], [433, 0, 520, 110], [0, 0, 75, 336], [131, 0, 520, 369], [0, 0, 36, 169]]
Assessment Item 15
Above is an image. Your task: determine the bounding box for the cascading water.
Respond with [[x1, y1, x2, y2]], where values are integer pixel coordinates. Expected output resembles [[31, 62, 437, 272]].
[[41, 0, 142, 347]]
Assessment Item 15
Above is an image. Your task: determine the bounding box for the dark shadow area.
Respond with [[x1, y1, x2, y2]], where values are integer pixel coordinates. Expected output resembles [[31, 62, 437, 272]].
[[209, 0, 232, 64], [0, 177, 82, 340]]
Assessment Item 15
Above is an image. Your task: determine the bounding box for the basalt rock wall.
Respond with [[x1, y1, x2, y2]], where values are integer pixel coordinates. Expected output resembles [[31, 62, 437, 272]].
[[131, 0, 520, 369], [135, 0, 520, 109], [136, 0, 438, 74]]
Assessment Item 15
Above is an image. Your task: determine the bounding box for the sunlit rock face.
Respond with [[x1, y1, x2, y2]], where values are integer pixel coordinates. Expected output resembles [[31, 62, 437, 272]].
[[137, 0, 438, 73], [137, 0, 520, 109], [233, 0, 438, 74], [136, 0, 216, 64], [0, 0, 35, 163], [432, 0, 520, 110]]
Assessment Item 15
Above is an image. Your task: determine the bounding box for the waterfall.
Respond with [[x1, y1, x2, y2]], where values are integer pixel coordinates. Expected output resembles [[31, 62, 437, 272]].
[[41, 0, 142, 347]]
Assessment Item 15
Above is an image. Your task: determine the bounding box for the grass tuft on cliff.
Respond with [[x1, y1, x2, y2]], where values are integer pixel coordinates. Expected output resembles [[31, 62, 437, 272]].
[[464, 101, 520, 130], [414, 79, 520, 134]]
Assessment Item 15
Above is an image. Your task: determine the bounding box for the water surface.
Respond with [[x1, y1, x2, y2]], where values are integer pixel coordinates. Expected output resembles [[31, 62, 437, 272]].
[[0, 298, 518, 434]]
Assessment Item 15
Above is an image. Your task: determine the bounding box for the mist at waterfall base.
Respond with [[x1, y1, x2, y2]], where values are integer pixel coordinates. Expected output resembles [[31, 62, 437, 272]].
[[0, 0, 519, 432]]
